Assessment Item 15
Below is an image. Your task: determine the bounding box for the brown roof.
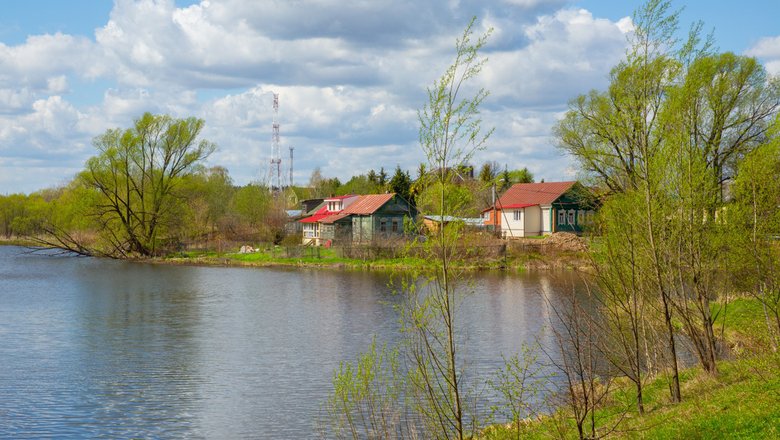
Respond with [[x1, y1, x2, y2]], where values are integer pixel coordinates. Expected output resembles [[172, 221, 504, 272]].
[[496, 181, 576, 208], [342, 193, 395, 215]]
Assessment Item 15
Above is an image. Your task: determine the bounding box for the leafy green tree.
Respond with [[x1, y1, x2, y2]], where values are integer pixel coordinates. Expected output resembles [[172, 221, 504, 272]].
[[668, 52, 780, 206], [729, 118, 780, 349], [73, 113, 215, 257], [556, 0, 710, 401], [405, 16, 493, 439], [415, 182, 475, 217], [309, 167, 341, 198], [231, 183, 271, 229], [337, 174, 381, 195], [507, 168, 534, 184]]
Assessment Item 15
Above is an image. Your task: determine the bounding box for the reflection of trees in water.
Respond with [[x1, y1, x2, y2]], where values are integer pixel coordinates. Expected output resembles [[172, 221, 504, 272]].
[[74, 261, 204, 437]]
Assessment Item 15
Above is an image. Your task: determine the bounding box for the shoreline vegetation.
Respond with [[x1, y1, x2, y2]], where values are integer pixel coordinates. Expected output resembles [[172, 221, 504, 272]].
[[481, 296, 780, 439], [0, 234, 592, 273]]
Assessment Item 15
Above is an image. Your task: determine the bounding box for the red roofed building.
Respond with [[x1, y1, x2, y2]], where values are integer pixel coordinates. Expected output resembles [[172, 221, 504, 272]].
[[299, 193, 416, 245], [300, 195, 359, 245], [484, 181, 596, 238]]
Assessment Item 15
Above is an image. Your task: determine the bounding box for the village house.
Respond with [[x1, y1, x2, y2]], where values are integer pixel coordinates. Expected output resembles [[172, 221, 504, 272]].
[[300, 195, 359, 245], [483, 181, 596, 238], [300, 193, 416, 245]]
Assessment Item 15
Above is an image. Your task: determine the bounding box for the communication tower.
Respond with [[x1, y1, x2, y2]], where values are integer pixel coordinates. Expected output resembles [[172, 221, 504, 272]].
[[289, 145, 294, 187], [267, 93, 283, 192]]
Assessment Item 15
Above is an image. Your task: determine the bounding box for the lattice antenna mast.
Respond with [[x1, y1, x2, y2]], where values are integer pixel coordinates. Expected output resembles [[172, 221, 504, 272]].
[[267, 92, 283, 193], [289, 146, 294, 187]]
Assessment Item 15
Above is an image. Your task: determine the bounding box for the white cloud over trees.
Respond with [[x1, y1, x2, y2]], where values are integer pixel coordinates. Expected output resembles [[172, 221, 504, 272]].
[[1, 0, 773, 194]]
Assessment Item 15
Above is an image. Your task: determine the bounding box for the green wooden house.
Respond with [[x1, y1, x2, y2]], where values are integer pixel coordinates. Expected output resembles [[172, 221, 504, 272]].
[[302, 193, 416, 245]]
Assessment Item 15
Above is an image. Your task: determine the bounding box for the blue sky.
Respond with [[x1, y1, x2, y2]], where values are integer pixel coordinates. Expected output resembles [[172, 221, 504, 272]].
[[1, 0, 779, 194]]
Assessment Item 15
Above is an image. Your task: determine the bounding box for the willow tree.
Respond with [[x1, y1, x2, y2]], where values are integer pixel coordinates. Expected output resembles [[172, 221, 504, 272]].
[[79, 113, 216, 257], [729, 118, 780, 350]]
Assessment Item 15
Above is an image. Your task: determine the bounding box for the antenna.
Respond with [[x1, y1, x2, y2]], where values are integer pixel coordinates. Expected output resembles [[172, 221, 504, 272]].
[[289, 145, 294, 187], [267, 92, 283, 194]]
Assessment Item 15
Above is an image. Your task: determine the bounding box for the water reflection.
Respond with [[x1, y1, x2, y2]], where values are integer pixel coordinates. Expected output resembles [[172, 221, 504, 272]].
[[0, 246, 590, 438]]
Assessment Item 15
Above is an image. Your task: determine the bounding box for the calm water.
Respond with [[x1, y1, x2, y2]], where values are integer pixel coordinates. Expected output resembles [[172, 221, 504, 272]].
[[0, 246, 584, 438]]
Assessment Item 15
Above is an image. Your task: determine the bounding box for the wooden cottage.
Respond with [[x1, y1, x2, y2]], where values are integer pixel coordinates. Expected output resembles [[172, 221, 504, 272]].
[[300, 193, 415, 245], [483, 181, 596, 238]]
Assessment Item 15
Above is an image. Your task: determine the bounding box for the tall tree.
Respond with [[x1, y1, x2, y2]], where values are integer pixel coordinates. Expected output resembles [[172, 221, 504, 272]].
[[405, 16, 493, 439], [556, 0, 688, 401], [74, 113, 215, 257], [669, 52, 780, 206]]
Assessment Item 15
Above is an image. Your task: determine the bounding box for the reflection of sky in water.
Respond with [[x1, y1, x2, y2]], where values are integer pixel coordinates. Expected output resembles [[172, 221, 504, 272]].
[[0, 246, 588, 438]]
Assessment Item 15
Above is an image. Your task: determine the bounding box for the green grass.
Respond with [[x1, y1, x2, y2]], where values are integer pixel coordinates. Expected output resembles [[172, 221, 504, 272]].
[[483, 297, 780, 439], [163, 246, 436, 271]]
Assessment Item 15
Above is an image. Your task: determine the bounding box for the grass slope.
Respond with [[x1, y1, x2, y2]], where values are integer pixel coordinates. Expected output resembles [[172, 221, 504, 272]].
[[485, 297, 780, 439]]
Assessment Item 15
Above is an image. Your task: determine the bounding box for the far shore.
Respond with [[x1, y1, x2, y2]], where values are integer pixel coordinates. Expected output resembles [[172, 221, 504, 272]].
[[1, 238, 591, 273]]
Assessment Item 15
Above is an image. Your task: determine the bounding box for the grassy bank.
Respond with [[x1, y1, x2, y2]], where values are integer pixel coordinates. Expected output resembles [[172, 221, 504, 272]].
[[157, 245, 589, 272], [0, 237, 40, 247], [484, 297, 780, 439]]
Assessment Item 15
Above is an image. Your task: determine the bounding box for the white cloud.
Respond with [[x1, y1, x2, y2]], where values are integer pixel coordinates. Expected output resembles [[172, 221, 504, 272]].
[[482, 8, 629, 106], [0, 0, 637, 193], [746, 35, 780, 75]]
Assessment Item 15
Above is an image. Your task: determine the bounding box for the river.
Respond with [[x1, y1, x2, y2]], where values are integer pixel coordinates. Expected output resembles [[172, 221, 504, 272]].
[[0, 245, 587, 438]]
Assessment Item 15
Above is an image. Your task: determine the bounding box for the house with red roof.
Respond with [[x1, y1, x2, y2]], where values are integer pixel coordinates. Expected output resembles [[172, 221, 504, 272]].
[[483, 181, 596, 238], [300, 195, 359, 245], [299, 193, 416, 245]]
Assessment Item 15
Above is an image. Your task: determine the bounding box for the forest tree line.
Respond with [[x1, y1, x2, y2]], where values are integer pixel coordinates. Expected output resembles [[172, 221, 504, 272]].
[[0, 112, 534, 257]]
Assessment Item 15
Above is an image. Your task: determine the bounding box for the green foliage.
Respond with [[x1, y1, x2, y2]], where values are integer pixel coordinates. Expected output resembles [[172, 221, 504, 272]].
[[485, 345, 544, 440], [74, 112, 216, 257], [337, 174, 379, 195], [326, 339, 407, 439], [309, 167, 342, 198], [388, 165, 413, 203], [415, 181, 475, 217], [506, 168, 534, 185], [231, 184, 271, 228]]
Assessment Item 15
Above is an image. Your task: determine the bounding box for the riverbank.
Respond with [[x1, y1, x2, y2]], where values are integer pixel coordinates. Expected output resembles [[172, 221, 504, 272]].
[[156, 244, 591, 273], [2, 233, 592, 272], [482, 297, 780, 439]]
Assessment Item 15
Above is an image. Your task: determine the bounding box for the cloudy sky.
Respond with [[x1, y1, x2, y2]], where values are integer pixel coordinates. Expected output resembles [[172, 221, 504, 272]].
[[1, 0, 779, 194]]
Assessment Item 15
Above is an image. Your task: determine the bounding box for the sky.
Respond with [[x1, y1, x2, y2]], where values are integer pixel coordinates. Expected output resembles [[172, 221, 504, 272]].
[[1, 0, 779, 194]]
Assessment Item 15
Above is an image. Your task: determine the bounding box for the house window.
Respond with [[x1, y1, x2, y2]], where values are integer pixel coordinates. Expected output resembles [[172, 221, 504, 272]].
[[577, 210, 585, 224], [514, 210, 522, 221], [392, 218, 399, 232], [558, 210, 565, 225], [380, 219, 387, 232], [568, 210, 575, 225]]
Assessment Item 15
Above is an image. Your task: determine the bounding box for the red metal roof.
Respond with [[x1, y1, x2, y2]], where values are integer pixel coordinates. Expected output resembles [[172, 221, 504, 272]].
[[299, 193, 396, 224], [495, 181, 576, 208], [341, 193, 395, 215], [299, 206, 332, 223]]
